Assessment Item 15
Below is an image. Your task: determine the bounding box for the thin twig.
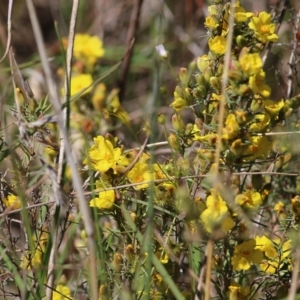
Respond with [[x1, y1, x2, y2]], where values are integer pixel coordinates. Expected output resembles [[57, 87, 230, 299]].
[[256, 131, 300, 136], [81, 170, 298, 196], [287, 247, 300, 300], [24, 0, 98, 299], [57, 0, 79, 184], [117, 0, 144, 103], [121, 137, 148, 176], [46, 1, 79, 299]]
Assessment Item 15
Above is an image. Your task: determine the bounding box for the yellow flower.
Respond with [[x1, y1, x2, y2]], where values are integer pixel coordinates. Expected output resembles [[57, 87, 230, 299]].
[[255, 235, 277, 258], [52, 284, 72, 300], [249, 69, 271, 98], [70, 74, 93, 96], [249, 12, 278, 43], [235, 11, 253, 23], [243, 136, 272, 160], [239, 52, 262, 76], [153, 163, 168, 180], [222, 114, 240, 140], [104, 88, 130, 124], [92, 83, 106, 111], [274, 200, 288, 220], [264, 99, 284, 118], [274, 201, 286, 213], [231, 239, 263, 271], [170, 93, 189, 111], [86, 135, 122, 173], [20, 232, 49, 270], [73, 33, 105, 67], [230, 139, 248, 157], [228, 281, 251, 300], [90, 189, 115, 210], [292, 195, 300, 215], [21, 250, 43, 270], [193, 133, 218, 145], [259, 259, 278, 274], [208, 36, 227, 55], [207, 5, 220, 17], [235, 190, 263, 210], [255, 236, 292, 274], [248, 113, 270, 133], [127, 162, 153, 190], [3, 194, 21, 209], [280, 239, 292, 259], [204, 16, 218, 30], [200, 189, 229, 232]]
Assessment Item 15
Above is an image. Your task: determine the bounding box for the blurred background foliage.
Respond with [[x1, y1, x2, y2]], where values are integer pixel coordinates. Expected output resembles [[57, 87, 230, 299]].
[[1, 0, 299, 125]]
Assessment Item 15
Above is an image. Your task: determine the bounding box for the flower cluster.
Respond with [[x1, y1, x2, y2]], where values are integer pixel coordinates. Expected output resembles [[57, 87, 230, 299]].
[[164, 0, 300, 298], [84, 135, 177, 210]]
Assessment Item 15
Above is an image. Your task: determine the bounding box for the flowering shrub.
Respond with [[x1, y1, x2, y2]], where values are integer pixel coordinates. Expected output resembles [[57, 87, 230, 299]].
[[1, 0, 300, 299]]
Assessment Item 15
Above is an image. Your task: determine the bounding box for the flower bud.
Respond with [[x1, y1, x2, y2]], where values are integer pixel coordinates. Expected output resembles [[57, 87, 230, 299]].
[[203, 67, 213, 83], [210, 76, 221, 91], [183, 87, 193, 102], [192, 86, 206, 99], [170, 97, 189, 111], [125, 244, 135, 262], [189, 60, 197, 71], [250, 99, 263, 112], [216, 63, 224, 76], [236, 35, 247, 47], [195, 74, 206, 86], [112, 253, 123, 272], [174, 85, 185, 98], [185, 123, 194, 135], [168, 133, 181, 151], [130, 212, 137, 223], [157, 113, 166, 125], [172, 114, 185, 132], [197, 55, 210, 73], [159, 86, 168, 96], [179, 68, 189, 86]]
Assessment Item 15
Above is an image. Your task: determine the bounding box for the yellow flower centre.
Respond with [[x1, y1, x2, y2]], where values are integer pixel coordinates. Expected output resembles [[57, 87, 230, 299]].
[[214, 199, 220, 210], [261, 25, 270, 33], [243, 196, 251, 205], [136, 175, 144, 182], [242, 250, 250, 257], [103, 152, 112, 160]]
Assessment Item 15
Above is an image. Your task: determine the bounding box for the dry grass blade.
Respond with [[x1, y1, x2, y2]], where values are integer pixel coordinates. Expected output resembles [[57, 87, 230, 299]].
[[46, 1, 79, 297], [24, 0, 98, 299], [0, 0, 13, 63], [204, 1, 236, 299]]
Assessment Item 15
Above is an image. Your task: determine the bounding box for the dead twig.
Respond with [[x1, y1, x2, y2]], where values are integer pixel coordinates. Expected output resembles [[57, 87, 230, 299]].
[[117, 0, 144, 103]]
